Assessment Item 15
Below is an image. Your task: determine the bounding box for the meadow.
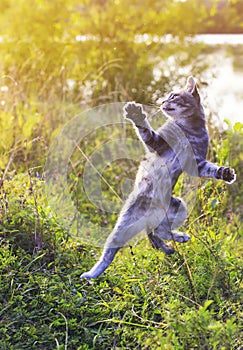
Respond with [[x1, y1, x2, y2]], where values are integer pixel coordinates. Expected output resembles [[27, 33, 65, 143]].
[[0, 1, 242, 349]]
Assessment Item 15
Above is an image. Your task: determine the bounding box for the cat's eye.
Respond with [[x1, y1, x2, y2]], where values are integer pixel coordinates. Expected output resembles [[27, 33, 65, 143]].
[[168, 93, 179, 100]]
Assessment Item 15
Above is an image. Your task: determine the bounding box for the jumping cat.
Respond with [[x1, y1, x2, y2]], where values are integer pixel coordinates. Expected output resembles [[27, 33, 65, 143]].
[[80, 76, 236, 279]]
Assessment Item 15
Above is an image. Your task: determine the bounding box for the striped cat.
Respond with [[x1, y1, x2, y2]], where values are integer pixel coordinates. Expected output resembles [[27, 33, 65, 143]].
[[80, 76, 236, 279]]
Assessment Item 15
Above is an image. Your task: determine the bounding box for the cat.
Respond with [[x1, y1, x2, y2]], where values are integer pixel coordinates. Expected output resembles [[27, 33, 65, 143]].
[[80, 76, 236, 279]]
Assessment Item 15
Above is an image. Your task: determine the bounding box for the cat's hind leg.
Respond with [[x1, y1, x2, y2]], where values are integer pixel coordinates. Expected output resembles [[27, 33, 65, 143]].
[[80, 194, 153, 279], [165, 196, 190, 242], [157, 228, 191, 243], [150, 221, 190, 251], [148, 230, 175, 255], [148, 196, 190, 250], [80, 246, 120, 279]]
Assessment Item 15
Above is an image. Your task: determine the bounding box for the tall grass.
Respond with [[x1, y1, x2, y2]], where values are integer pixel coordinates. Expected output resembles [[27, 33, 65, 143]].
[[0, 2, 242, 347]]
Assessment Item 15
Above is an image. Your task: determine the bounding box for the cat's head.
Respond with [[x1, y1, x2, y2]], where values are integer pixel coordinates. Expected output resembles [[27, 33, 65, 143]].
[[160, 76, 203, 120]]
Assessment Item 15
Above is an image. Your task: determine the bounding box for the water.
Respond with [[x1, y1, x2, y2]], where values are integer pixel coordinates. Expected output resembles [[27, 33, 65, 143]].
[[196, 34, 243, 125], [206, 51, 243, 126], [195, 34, 243, 46]]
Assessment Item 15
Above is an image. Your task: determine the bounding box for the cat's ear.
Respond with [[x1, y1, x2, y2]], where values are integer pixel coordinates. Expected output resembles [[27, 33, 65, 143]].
[[186, 76, 200, 102], [186, 76, 196, 94]]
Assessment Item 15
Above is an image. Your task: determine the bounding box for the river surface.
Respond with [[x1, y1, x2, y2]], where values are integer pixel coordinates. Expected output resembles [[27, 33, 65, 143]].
[[196, 34, 243, 126]]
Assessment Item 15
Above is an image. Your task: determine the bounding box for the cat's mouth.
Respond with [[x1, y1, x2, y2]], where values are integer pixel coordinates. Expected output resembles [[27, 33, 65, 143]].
[[163, 107, 175, 111]]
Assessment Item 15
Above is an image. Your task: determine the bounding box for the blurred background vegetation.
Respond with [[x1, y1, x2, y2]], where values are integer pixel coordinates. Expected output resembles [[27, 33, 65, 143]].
[[0, 0, 242, 170], [0, 0, 242, 349]]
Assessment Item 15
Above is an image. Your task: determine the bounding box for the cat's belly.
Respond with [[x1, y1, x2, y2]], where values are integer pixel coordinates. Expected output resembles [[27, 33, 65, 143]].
[[134, 152, 182, 202]]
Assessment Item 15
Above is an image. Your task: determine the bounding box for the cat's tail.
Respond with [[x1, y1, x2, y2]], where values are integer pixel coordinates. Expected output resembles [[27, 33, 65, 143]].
[[80, 247, 120, 279]]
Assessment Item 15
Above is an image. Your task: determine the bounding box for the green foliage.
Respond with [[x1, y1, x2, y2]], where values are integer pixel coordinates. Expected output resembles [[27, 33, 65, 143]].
[[0, 125, 242, 349], [225, 122, 243, 219], [0, 0, 207, 103], [0, 0, 213, 172], [0, 1, 242, 348], [205, 0, 243, 34], [0, 209, 242, 349], [0, 173, 68, 255]]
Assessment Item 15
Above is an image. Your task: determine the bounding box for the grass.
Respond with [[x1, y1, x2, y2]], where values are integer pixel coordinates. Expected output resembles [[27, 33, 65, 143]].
[[0, 2, 242, 347], [0, 169, 242, 349], [0, 236, 242, 349], [0, 96, 242, 349], [0, 34, 243, 350]]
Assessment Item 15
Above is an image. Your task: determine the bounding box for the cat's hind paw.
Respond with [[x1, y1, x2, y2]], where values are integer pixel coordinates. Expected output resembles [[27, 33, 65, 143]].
[[80, 271, 93, 280], [161, 242, 175, 255], [148, 233, 175, 255], [80, 247, 120, 280], [123, 102, 147, 126], [171, 231, 191, 243], [80, 269, 102, 279]]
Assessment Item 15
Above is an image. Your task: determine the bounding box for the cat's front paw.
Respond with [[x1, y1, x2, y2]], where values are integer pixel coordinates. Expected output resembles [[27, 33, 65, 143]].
[[222, 167, 236, 184], [123, 102, 147, 126]]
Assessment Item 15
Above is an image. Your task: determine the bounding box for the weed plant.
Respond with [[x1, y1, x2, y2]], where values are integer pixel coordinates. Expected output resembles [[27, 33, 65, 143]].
[[0, 124, 242, 349], [0, 2, 242, 348]]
